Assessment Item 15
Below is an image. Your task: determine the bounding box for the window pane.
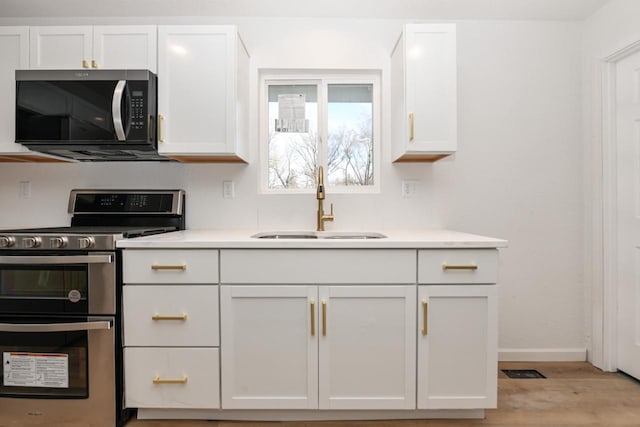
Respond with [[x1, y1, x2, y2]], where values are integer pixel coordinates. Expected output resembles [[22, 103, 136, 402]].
[[327, 84, 374, 187], [268, 84, 318, 190]]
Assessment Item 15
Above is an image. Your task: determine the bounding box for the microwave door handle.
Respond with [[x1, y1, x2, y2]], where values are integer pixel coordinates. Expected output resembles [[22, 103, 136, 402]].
[[0, 320, 112, 333], [112, 80, 127, 141], [0, 255, 113, 265]]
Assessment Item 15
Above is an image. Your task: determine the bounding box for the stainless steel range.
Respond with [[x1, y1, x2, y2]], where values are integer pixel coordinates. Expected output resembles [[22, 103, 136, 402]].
[[0, 189, 185, 427]]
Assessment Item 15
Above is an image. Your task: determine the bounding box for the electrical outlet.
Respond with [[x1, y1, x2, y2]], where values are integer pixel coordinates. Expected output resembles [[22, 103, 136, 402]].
[[223, 181, 235, 199], [19, 181, 31, 199], [402, 180, 418, 198]]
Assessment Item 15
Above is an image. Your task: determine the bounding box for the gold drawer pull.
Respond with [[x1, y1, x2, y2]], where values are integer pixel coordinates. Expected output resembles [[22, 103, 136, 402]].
[[152, 313, 187, 321], [91, 59, 99, 68], [153, 376, 188, 384], [158, 114, 165, 143], [322, 300, 327, 336], [409, 112, 415, 141], [82, 59, 89, 68], [151, 264, 186, 271], [442, 264, 478, 271], [310, 299, 316, 336], [421, 299, 428, 335]]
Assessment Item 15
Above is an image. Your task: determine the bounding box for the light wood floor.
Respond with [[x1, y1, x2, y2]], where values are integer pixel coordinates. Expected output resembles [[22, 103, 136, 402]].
[[125, 362, 640, 426]]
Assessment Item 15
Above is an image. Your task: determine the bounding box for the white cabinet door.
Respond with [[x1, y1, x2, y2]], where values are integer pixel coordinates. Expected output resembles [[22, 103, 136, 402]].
[[93, 26, 157, 72], [417, 285, 497, 409], [391, 24, 457, 162], [220, 285, 318, 409], [30, 26, 92, 69], [318, 285, 416, 410], [157, 25, 248, 161], [0, 27, 29, 155]]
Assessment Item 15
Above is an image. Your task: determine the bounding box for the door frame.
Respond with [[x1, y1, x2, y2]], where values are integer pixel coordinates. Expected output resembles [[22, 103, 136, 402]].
[[597, 39, 640, 371]]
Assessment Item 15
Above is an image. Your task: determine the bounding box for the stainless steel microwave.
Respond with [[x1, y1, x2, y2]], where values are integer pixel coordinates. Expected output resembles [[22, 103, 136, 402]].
[[15, 69, 166, 161]]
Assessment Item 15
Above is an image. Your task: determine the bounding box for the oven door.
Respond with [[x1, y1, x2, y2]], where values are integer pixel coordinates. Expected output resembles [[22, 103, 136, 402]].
[[0, 316, 116, 426], [0, 253, 115, 315]]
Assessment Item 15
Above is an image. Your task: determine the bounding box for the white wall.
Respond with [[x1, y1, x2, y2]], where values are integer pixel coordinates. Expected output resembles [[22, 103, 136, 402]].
[[433, 21, 585, 355], [0, 16, 586, 355], [582, 0, 640, 369]]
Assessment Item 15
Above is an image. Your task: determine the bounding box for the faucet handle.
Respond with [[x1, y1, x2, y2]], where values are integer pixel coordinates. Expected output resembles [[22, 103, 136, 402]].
[[327, 203, 335, 220]]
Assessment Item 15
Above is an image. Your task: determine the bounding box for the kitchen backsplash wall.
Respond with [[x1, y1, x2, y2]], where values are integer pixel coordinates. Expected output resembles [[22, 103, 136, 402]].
[[0, 16, 584, 356]]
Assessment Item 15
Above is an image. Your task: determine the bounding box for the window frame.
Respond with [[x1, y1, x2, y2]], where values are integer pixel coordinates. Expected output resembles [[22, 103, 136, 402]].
[[259, 70, 381, 194]]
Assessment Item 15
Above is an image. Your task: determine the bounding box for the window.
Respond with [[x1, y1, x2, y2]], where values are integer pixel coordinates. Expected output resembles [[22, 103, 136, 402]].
[[261, 73, 380, 193]]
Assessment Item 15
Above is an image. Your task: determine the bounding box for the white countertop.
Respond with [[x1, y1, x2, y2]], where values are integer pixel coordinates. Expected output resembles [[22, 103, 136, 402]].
[[116, 229, 508, 249]]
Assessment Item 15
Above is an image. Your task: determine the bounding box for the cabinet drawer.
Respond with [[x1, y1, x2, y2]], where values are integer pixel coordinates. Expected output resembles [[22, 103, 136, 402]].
[[123, 250, 218, 284], [418, 249, 498, 284], [221, 249, 416, 284], [125, 347, 220, 409], [123, 285, 219, 347]]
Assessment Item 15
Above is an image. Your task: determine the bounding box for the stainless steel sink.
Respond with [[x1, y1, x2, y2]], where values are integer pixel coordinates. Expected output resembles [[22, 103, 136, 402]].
[[319, 231, 387, 239], [251, 231, 318, 239], [251, 231, 386, 239]]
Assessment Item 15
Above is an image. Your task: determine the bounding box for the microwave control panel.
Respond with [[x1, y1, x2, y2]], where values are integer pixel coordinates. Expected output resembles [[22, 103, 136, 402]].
[[130, 90, 146, 131]]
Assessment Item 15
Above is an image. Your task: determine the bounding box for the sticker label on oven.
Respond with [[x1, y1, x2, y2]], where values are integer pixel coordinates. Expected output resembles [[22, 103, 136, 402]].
[[68, 289, 81, 303], [3, 352, 69, 388]]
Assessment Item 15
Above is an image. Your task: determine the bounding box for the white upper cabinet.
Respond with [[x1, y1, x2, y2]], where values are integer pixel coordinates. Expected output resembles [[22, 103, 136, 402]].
[[30, 26, 157, 72], [391, 24, 457, 162], [30, 26, 92, 69], [156, 25, 249, 162], [92, 26, 157, 72], [0, 27, 65, 161]]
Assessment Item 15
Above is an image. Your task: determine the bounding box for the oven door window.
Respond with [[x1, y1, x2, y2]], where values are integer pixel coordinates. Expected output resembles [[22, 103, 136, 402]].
[[0, 316, 96, 399], [0, 263, 88, 314]]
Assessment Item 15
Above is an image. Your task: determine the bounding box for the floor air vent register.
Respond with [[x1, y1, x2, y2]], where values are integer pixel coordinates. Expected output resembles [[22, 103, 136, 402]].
[[502, 369, 546, 379]]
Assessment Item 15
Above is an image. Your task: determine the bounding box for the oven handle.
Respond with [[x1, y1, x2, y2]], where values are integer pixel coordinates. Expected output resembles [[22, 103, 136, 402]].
[[0, 255, 113, 265], [0, 320, 112, 333]]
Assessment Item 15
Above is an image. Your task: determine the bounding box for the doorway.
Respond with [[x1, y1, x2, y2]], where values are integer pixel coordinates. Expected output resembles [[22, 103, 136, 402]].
[[615, 48, 640, 380]]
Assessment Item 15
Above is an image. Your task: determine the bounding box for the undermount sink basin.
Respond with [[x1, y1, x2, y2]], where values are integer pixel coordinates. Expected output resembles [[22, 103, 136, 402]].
[[251, 231, 387, 240], [252, 231, 318, 239], [319, 231, 387, 239]]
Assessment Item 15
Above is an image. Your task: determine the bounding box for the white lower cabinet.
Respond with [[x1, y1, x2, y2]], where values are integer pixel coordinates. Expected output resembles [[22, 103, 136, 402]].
[[220, 284, 416, 410], [122, 247, 501, 419], [122, 249, 220, 410], [417, 248, 498, 409], [417, 285, 497, 409]]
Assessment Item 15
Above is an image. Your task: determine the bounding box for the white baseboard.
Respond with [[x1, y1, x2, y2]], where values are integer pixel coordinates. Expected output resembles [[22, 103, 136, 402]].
[[499, 348, 587, 362]]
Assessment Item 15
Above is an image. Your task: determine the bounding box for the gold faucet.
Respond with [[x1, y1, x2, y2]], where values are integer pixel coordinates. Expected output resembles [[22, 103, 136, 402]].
[[316, 166, 334, 231]]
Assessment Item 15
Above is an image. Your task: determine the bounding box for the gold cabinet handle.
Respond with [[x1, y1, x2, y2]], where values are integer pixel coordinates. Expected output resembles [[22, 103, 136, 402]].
[[82, 60, 89, 69], [442, 264, 478, 271], [91, 59, 99, 68], [421, 299, 428, 335], [153, 376, 188, 384], [158, 114, 165, 143], [152, 313, 187, 321], [310, 299, 316, 336], [151, 264, 186, 271], [322, 300, 327, 336], [409, 112, 415, 142]]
